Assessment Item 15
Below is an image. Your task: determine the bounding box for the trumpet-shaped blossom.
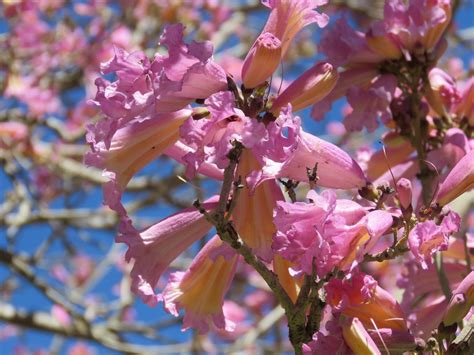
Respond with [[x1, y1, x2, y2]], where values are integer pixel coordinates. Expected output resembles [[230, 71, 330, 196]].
[[232, 149, 284, 261], [261, 0, 328, 56], [273, 190, 393, 277], [398, 260, 467, 310], [241, 0, 328, 88], [325, 272, 408, 331], [251, 109, 367, 190], [270, 62, 338, 114], [319, 18, 380, 67], [85, 108, 193, 210], [181, 94, 364, 192], [426, 68, 460, 117], [93, 25, 227, 117], [455, 78, 474, 125], [241, 32, 282, 89], [408, 211, 461, 269], [366, 0, 451, 55], [443, 271, 474, 326], [93, 48, 155, 121], [398, 260, 468, 338], [341, 317, 380, 355], [435, 150, 474, 206], [427, 128, 471, 172], [367, 327, 416, 353], [163, 236, 239, 333], [116, 197, 218, 306], [87, 24, 229, 215]]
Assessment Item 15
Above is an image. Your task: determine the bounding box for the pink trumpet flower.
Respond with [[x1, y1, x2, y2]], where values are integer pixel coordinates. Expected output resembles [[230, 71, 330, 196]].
[[116, 197, 218, 306], [241, 32, 282, 89], [271, 62, 338, 114], [442, 271, 474, 326], [163, 236, 239, 333], [252, 129, 367, 190], [233, 149, 284, 261], [341, 317, 381, 355], [455, 78, 474, 126], [86, 109, 192, 192], [241, 0, 328, 88], [435, 150, 474, 206], [425, 68, 460, 117], [261, 0, 328, 56], [326, 272, 408, 331], [273, 190, 393, 277]]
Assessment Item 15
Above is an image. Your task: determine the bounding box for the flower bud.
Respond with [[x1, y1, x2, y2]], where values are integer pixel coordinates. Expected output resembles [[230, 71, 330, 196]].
[[397, 178, 412, 210], [442, 271, 474, 326], [241, 32, 282, 89], [435, 151, 474, 206], [270, 62, 338, 114]]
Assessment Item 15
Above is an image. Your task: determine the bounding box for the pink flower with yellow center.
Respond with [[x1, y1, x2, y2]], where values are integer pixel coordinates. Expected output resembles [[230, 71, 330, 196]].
[[163, 236, 240, 333], [241, 0, 328, 88], [326, 272, 408, 331]]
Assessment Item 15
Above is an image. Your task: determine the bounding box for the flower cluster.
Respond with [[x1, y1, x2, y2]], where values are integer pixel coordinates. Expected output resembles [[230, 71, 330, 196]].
[[84, 0, 473, 353]]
